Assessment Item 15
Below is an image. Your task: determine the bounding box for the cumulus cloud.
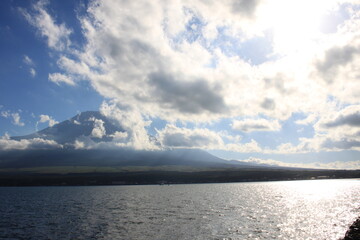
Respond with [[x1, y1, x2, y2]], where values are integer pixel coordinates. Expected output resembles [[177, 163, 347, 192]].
[[61, 0, 338, 123], [21, 0, 360, 159], [226, 139, 262, 153], [38, 114, 58, 127], [48, 73, 75, 86], [0, 111, 10, 118], [0, 134, 61, 150], [20, 0, 72, 51], [24, 0, 344, 122], [315, 45, 360, 84], [23, 55, 34, 66], [1, 111, 25, 127], [272, 105, 360, 153], [23, 55, 37, 77], [99, 101, 156, 150], [148, 72, 227, 114], [29, 68, 36, 77], [312, 105, 360, 151], [157, 124, 224, 148], [91, 118, 106, 138], [319, 105, 360, 128], [230, 0, 261, 17], [155, 125, 263, 153], [295, 114, 318, 125], [12, 113, 25, 126], [232, 118, 281, 132], [320, 138, 360, 150], [311, 13, 360, 104]]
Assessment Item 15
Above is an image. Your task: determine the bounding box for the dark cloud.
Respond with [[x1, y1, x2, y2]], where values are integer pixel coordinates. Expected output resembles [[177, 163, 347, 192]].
[[316, 45, 359, 83], [322, 111, 360, 128], [231, 0, 260, 17], [261, 98, 275, 110], [148, 72, 227, 114], [235, 123, 269, 132], [162, 132, 210, 147], [232, 119, 280, 132], [263, 74, 291, 94], [321, 138, 360, 150], [102, 34, 159, 68], [160, 129, 221, 148]]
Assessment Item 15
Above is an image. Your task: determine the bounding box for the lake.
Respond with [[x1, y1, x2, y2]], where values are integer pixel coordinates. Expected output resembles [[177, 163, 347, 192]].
[[0, 179, 359, 240]]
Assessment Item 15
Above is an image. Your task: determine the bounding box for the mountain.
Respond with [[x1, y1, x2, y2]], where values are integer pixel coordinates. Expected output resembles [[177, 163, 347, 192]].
[[2, 111, 240, 169], [1, 111, 316, 172], [11, 111, 124, 145], [2, 111, 360, 186], [0, 148, 232, 169]]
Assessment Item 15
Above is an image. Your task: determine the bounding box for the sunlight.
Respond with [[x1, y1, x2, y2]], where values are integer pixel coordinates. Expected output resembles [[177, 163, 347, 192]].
[[260, 0, 337, 54], [282, 180, 340, 200]]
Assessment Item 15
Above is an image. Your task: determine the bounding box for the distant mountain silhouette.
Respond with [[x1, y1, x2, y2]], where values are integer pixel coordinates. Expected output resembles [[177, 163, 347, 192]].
[[11, 111, 124, 144], [3, 111, 289, 170], [0, 148, 234, 169]]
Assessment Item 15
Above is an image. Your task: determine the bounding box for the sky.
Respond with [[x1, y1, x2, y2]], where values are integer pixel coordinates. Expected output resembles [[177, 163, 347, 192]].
[[0, 0, 360, 169]]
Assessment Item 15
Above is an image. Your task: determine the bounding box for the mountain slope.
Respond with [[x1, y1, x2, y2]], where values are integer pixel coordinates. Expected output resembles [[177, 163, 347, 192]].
[[3, 111, 238, 169], [0, 148, 233, 169], [3, 111, 289, 171], [11, 111, 124, 144]]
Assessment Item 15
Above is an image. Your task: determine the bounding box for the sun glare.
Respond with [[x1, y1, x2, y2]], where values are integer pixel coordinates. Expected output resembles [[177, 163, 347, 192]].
[[260, 0, 337, 54]]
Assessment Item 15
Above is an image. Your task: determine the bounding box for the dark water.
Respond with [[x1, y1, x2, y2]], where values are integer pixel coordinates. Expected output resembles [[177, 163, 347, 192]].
[[0, 179, 359, 240]]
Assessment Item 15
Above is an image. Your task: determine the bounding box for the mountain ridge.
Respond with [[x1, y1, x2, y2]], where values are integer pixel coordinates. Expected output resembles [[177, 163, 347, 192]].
[[1, 111, 336, 174], [2, 112, 360, 186], [11, 111, 125, 145], [4, 111, 247, 169]]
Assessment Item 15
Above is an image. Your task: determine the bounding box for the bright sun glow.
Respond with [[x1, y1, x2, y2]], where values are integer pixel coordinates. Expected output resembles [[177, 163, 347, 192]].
[[260, 0, 337, 54]]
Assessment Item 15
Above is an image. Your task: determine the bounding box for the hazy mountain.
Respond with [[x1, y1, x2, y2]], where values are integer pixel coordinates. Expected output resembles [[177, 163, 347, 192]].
[[3, 111, 283, 170], [3, 112, 357, 186], [11, 111, 124, 145], [0, 148, 234, 169]]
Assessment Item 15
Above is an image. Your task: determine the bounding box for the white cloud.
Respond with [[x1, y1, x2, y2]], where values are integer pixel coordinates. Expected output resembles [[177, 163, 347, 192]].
[[19, 0, 360, 159], [109, 131, 128, 140], [157, 124, 224, 149], [38, 114, 58, 127], [314, 105, 360, 151], [1, 111, 25, 127], [72, 119, 81, 125], [99, 101, 156, 150], [271, 105, 360, 153], [232, 118, 281, 132], [317, 105, 360, 129], [74, 139, 86, 149], [295, 114, 318, 125], [48, 73, 75, 86], [0, 135, 62, 150], [23, 55, 34, 66], [156, 125, 263, 153], [12, 113, 25, 126], [21, 0, 72, 51], [29, 68, 36, 77], [0, 111, 10, 118], [58, 0, 336, 123], [225, 139, 262, 153], [23, 55, 37, 77], [91, 119, 106, 138]]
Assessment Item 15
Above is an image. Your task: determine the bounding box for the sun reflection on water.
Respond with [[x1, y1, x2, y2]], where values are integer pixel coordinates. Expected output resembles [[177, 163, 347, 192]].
[[272, 180, 360, 240], [282, 180, 340, 200]]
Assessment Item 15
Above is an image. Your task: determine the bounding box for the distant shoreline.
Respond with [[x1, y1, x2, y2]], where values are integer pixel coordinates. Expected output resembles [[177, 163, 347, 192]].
[[0, 168, 359, 186]]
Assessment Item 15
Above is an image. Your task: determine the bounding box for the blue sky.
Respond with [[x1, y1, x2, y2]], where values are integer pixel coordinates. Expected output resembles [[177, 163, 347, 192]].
[[1, 0, 360, 169]]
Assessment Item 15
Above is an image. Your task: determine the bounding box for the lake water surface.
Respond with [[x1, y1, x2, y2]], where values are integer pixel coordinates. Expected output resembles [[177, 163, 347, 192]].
[[0, 179, 359, 240]]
